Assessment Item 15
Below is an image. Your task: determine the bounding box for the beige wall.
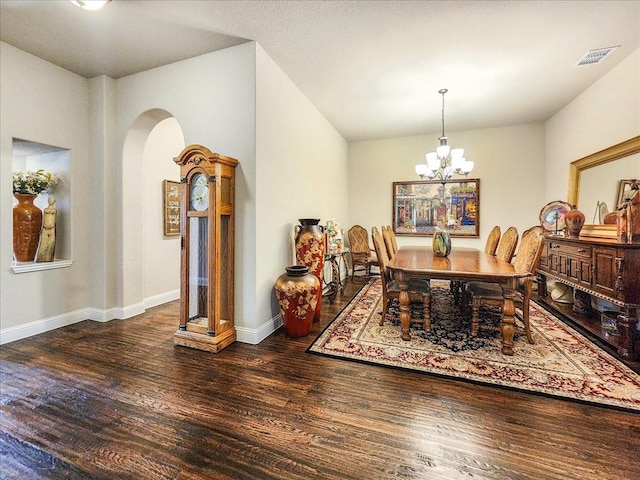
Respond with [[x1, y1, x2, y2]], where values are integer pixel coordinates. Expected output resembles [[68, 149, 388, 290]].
[[348, 124, 546, 248], [545, 48, 640, 204], [1, 42, 94, 336], [255, 44, 349, 342]]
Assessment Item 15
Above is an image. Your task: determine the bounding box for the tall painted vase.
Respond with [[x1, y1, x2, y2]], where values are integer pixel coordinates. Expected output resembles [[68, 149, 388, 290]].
[[295, 218, 325, 322], [275, 266, 320, 337]]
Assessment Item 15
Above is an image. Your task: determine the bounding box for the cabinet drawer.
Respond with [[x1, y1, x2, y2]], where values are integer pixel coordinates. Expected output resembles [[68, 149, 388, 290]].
[[547, 242, 591, 258]]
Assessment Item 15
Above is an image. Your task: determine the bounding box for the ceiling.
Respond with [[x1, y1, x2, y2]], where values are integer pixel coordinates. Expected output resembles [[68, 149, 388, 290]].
[[1, 0, 639, 142]]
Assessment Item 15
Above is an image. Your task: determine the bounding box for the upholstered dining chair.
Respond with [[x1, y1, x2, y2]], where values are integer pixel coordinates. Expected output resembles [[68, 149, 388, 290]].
[[466, 226, 545, 344], [495, 226, 519, 263], [371, 227, 431, 332], [485, 225, 501, 256], [347, 225, 379, 280]]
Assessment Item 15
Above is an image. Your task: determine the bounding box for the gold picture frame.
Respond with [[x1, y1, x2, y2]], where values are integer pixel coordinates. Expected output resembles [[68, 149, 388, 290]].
[[163, 179, 181, 236], [392, 179, 480, 237]]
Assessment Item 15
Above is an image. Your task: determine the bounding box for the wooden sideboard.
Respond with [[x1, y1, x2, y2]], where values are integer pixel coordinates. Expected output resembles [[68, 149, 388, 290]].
[[536, 235, 640, 361]]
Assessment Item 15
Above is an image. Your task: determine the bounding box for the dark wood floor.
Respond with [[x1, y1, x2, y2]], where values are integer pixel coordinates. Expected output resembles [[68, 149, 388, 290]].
[[1, 278, 639, 480]]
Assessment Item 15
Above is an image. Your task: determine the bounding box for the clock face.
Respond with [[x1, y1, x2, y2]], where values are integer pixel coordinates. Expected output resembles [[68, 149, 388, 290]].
[[190, 173, 209, 211]]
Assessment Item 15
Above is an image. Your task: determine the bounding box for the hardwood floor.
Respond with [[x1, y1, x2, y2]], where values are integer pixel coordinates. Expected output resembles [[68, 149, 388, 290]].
[[1, 277, 639, 480]]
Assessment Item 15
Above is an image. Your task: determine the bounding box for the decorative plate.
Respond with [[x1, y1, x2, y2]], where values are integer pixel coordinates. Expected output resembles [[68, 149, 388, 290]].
[[539, 200, 572, 232], [598, 202, 609, 224]]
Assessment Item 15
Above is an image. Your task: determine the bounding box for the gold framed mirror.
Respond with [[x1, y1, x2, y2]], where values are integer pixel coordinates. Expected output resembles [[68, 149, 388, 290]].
[[568, 135, 640, 207]]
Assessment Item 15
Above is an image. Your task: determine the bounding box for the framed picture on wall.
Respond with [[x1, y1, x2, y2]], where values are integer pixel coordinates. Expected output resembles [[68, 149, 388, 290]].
[[392, 179, 480, 237], [616, 179, 638, 207], [163, 179, 181, 236]]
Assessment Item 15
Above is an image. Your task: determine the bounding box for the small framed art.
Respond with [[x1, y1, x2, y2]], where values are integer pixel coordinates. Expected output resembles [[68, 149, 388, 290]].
[[163, 179, 181, 236]]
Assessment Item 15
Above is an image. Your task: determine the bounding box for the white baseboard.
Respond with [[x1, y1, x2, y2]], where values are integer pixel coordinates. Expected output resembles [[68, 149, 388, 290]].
[[0, 292, 171, 345], [144, 289, 180, 309], [236, 314, 283, 344], [0, 292, 282, 347], [0, 308, 91, 345]]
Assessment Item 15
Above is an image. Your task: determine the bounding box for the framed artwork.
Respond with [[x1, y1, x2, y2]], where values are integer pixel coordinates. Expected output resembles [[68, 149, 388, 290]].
[[163, 179, 181, 236], [616, 179, 638, 206], [393, 179, 480, 237]]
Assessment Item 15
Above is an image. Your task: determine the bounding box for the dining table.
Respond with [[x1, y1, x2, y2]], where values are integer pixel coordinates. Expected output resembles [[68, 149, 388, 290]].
[[387, 245, 528, 356]]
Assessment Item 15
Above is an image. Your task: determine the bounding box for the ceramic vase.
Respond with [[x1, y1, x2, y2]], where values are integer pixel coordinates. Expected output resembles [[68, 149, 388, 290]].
[[565, 208, 585, 237], [13, 193, 43, 262], [432, 227, 451, 257], [294, 218, 325, 322], [275, 266, 320, 337]]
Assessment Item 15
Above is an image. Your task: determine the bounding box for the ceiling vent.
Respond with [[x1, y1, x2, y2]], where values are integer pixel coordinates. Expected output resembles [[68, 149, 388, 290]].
[[576, 46, 619, 66]]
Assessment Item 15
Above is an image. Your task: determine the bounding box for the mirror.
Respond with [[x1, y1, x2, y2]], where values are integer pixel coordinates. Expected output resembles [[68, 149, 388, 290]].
[[568, 136, 640, 224]]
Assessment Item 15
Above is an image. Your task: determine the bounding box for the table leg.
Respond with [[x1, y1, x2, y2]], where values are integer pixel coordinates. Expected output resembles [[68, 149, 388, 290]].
[[397, 271, 411, 341], [500, 286, 516, 356]]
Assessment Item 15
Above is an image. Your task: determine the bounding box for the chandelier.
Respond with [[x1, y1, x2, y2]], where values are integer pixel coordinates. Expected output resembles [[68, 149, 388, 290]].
[[415, 89, 474, 182]]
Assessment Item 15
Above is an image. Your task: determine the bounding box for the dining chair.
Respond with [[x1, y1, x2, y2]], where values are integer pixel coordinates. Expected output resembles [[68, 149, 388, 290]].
[[347, 225, 379, 280], [387, 225, 399, 254], [451, 224, 503, 303], [371, 227, 431, 332], [466, 226, 545, 343], [485, 225, 501, 256], [495, 226, 519, 263], [381, 225, 397, 259]]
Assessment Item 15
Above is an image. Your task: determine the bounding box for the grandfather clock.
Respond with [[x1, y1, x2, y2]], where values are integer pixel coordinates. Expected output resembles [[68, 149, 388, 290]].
[[173, 144, 238, 353]]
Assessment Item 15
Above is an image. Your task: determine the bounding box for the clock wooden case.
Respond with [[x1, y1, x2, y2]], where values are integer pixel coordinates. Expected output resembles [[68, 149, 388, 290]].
[[173, 144, 238, 353]]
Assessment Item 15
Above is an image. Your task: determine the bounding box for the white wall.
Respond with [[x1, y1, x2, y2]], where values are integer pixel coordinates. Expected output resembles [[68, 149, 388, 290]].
[[348, 123, 546, 248], [1, 42, 95, 335], [142, 117, 184, 306], [545, 48, 640, 202], [116, 42, 257, 330], [254, 44, 349, 342]]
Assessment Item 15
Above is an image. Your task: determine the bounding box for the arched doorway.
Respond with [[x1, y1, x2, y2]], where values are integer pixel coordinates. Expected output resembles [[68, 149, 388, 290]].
[[121, 109, 185, 311]]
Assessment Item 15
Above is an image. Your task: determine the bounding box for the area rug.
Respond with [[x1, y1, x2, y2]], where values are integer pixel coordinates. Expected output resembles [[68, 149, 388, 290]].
[[307, 279, 640, 412]]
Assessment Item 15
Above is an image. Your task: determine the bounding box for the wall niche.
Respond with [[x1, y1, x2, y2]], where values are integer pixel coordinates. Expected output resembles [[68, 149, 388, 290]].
[[12, 138, 72, 273]]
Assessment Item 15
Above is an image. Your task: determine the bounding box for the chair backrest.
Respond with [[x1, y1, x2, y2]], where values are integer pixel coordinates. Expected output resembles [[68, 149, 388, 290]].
[[388, 225, 398, 254], [496, 226, 519, 263], [381, 226, 396, 258], [348, 225, 371, 255], [484, 225, 501, 256], [513, 227, 545, 274], [522, 225, 544, 238], [371, 227, 390, 280]]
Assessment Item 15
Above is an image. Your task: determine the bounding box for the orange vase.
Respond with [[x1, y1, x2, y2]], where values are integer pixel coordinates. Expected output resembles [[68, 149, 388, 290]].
[[294, 218, 325, 322], [565, 208, 585, 237], [13, 193, 43, 262]]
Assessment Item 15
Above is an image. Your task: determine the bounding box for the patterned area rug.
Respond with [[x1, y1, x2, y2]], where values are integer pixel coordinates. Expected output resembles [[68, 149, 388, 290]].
[[307, 279, 640, 412]]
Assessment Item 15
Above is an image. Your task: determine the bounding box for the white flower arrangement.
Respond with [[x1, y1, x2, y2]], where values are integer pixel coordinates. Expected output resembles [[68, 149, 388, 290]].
[[12, 169, 58, 195]]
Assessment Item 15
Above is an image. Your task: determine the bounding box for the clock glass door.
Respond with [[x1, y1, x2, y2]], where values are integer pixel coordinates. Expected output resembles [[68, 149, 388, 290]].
[[188, 216, 209, 329]]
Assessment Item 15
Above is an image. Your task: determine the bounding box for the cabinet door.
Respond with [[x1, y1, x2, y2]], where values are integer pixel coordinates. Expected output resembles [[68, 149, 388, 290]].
[[592, 247, 616, 297], [567, 256, 591, 286]]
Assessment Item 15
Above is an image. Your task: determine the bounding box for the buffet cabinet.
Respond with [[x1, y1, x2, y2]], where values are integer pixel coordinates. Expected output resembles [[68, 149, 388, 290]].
[[537, 235, 640, 361]]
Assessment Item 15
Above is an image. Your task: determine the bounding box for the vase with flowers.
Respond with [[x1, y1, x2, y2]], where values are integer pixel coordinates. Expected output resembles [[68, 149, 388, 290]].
[[13, 169, 58, 262]]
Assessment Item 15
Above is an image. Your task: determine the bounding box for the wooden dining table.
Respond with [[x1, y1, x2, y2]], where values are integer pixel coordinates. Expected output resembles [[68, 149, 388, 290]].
[[387, 246, 528, 356]]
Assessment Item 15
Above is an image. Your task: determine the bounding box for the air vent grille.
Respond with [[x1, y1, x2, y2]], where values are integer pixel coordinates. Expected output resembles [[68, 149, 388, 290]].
[[576, 46, 619, 66]]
